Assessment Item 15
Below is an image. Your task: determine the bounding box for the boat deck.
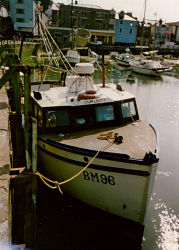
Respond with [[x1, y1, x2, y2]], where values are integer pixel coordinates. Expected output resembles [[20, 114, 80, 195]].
[[41, 120, 157, 160]]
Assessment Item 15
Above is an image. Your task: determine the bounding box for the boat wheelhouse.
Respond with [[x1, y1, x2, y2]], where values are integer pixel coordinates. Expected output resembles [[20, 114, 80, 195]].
[[31, 63, 159, 225]]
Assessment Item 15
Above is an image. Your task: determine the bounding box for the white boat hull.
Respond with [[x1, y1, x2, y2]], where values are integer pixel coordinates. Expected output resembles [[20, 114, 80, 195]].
[[116, 58, 130, 67], [37, 138, 158, 225], [130, 65, 160, 76]]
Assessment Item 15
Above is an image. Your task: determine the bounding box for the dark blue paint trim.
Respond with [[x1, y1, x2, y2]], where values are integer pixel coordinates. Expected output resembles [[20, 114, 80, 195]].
[[38, 136, 158, 165], [38, 145, 150, 177]]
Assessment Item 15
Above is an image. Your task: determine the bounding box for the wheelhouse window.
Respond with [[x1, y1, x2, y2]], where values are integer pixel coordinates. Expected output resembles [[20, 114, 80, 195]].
[[46, 110, 69, 127], [95, 105, 115, 122], [121, 101, 136, 119], [75, 107, 93, 127]]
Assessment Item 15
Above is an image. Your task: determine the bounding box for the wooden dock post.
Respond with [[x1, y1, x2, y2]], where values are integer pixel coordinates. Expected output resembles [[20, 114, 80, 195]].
[[3, 65, 38, 249]]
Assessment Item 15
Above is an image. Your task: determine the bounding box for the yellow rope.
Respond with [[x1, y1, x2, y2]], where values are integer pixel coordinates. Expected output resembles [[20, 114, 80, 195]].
[[35, 133, 121, 194]]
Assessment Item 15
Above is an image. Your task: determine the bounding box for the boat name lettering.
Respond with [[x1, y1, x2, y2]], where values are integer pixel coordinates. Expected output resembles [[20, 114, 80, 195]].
[[83, 171, 115, 185], [83, 98, 107, 105]]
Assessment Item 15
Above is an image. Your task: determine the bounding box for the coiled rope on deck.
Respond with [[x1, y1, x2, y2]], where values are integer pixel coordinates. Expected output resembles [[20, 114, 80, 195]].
[[36, 132, 123, 194]]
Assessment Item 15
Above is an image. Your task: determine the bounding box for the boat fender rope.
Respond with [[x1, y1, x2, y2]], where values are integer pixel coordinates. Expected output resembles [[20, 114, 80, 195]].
[[35, 138, 115, 194]]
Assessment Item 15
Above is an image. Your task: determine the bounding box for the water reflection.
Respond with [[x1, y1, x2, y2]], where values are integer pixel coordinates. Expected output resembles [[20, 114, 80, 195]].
[[93, 65, 179, 250], [32, 60, 179, 250], [153, 199, 179, 249]]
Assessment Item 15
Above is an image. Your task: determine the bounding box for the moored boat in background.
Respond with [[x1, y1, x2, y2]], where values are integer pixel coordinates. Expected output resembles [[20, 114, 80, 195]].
[[129, 59, 172, 76], [116, 49, 135, 67], [66, 49, 80, 65]]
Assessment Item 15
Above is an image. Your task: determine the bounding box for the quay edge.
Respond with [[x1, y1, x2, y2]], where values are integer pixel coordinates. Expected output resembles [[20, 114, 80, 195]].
[[0, 83, 11, 246]]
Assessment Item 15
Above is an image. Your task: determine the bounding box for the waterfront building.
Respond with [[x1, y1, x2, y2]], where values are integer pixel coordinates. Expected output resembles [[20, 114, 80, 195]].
[[47, 2, 115, 46], [137, 22, 151, 46], [166, 21, 179, 44], [45, 3, 59, 26], [9, 0, 47, 36], [115, 11, 138, 45], [155, 23, 172, 46]]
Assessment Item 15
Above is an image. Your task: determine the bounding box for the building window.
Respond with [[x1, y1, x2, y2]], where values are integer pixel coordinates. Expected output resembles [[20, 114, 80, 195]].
[[17, 0, 23, 3], [81, 18, 87, 27], [72, 17, 78, 27], [16, 18, 24, 22], [120, 21, 123, 24], [120, 28, 122, 33], [109, 24, 114, 30], [96, 19, 103, 23], [129, 29, 132, 34], [81, 11, 86, 17], [16, 9, 24, 14], [130, 22, 133, 26]]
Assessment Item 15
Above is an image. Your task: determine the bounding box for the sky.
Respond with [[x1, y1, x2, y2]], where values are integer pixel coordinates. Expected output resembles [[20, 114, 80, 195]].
[[53, 0, 179, 23]]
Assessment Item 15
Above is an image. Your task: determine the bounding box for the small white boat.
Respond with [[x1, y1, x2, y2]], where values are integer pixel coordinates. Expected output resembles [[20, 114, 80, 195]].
[[110, 51, 120, 60], [66, 49, 80, 65], [115, 48, 135, 67], [130, 59, 172, 77], [32, 63, 159, 225], [116, 53, 135, 67]]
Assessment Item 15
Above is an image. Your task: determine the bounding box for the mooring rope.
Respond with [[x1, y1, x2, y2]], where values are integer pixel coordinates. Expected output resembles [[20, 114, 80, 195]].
[[36, 132, 123, 194]]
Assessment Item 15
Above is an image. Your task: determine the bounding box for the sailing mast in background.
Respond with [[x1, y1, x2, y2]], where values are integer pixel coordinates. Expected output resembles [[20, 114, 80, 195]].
[[70, 0, 74, 49], [140, 0, 147, 52]]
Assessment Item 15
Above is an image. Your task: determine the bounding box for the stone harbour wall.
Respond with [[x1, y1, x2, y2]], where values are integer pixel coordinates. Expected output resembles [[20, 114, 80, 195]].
[[0, 84, 11, 245]]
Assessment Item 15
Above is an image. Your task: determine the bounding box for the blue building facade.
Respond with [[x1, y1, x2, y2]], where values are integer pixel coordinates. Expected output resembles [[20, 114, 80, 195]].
[[115, 13, 138, 45], [10, 0, 37, 34]]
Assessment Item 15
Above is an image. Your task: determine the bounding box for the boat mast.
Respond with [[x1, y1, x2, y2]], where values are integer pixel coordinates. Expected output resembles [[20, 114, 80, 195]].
[[71, 0, 74, 49], [140, 0, 147, 53]]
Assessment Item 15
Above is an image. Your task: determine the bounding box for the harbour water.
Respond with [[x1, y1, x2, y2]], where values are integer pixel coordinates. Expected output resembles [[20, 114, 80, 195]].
[[36, 62, 179, 250], [106, 64, 179, 250]]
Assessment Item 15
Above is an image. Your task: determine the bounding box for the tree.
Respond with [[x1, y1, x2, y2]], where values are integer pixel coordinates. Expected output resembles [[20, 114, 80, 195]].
[[40, 0, 53, 11], [0, 0, 10, 11], [0, 16, 14, 39]]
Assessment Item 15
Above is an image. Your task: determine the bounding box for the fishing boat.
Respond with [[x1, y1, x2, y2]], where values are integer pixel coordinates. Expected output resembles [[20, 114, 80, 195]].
[[129, 59, 172, 77], [32, 63, 159, 225]]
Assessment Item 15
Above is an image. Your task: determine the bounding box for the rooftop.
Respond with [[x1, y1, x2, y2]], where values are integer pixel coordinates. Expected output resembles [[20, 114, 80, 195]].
[[67, 3, 102, 9]]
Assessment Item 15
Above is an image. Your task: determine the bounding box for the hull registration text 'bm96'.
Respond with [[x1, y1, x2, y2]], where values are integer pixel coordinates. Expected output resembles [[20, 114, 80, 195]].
[[83, 171, 116, 185]]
